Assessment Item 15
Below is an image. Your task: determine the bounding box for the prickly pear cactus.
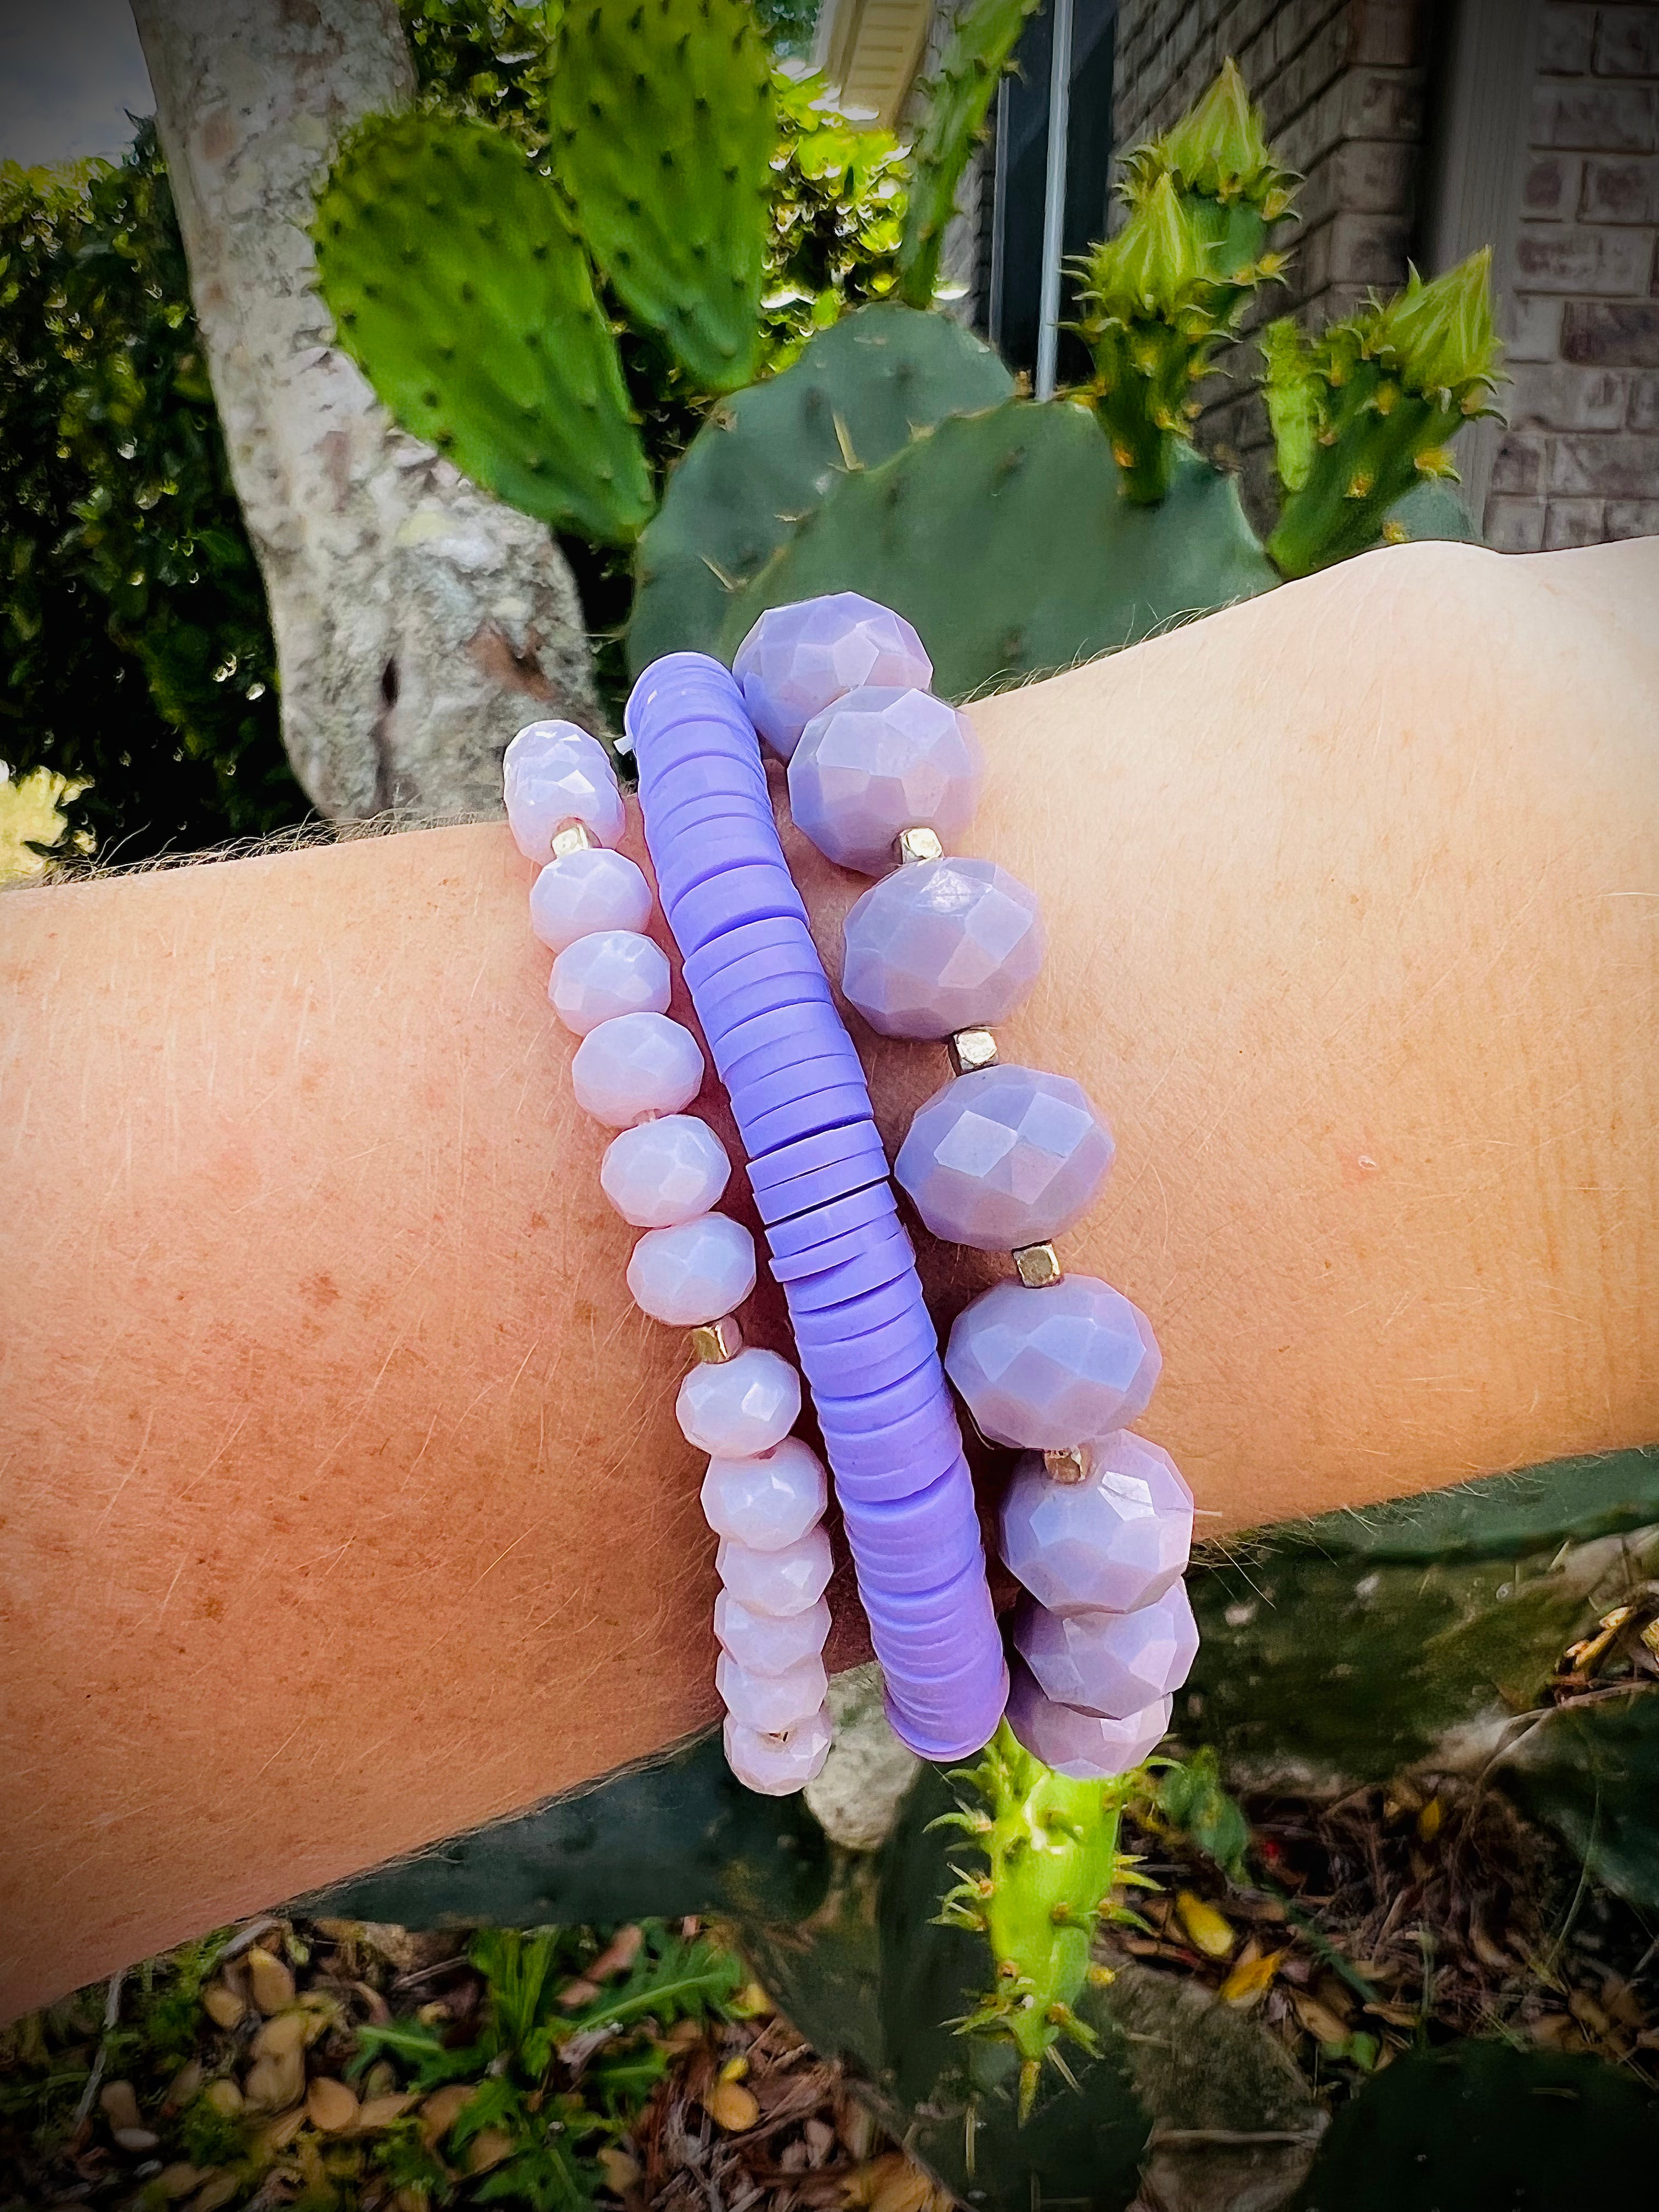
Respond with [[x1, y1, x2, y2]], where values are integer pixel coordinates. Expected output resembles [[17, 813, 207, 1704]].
[[895, 0, 1042, 310], [628, 302, 1014, 672], [932, 1724, 1144, 2118], [548, 0, 776, 392], [312, 113, 652, 542]]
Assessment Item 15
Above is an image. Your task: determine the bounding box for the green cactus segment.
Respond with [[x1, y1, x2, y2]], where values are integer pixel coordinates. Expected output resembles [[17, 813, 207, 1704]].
[[627, 302, 1013, 672], [1261, 315, 1319, 492], [933, 1723, 1143, 2120], [548, 0, 775, 391], [312, 113, 651, 541], [720, 399, 1280, 698], [895, 0, 1041, 310], [1267, 250, 1504, 577]]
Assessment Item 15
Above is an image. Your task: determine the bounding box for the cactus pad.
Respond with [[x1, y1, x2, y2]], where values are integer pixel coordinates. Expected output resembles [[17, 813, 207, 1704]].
[[313, 113, 651, 542], [896, 0, 1041, 309], [628, 303, 1013, 673], [719, 399, 1279, 699], [549, 0, 776, 391]]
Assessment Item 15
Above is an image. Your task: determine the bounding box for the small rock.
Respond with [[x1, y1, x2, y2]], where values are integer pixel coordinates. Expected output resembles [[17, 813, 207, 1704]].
[[252, 2011, 309, 2061], [100, 2080, 142, 2132], [246, 1945, 296, 2015], [201, 1983, 245, 2032], [243, 2045, 305, 2113], [201, 2079, 244, 2117], [113, 2126, 161, 2153], [469, 2127, 515, 2174], [598, 2146, 642, 2193], [703, 2080, 759, 2134], [356, 2091, 417, 2131], [156, 2165, 204, 2202], [165, 2060, 203, 2111], [419, 2082, 476, 2146], [190, 2174, 242, 2212], [258, 2106, 309, 2152], [362, 2060, 397, 2100], [307, 2076, 359, 2133], [804, 2118, 836, 2165]]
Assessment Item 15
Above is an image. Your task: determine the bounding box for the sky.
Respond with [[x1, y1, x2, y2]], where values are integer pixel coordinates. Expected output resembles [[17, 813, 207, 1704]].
[[0, 0, 154, 170]]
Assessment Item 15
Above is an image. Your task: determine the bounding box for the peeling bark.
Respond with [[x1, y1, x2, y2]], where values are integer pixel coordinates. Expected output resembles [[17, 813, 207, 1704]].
[[131, 0, 601, 821]]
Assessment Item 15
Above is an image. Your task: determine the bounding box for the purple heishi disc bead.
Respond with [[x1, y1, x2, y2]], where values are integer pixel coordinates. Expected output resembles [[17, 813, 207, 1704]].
[[1012, 1585, 1199, 1719], [842, 858, 1045, 1040], [733, 594, 932, 760], [1003, 1656, 1172, 1779], [896, 1064, 1115, 1252], [945, 1276, 1160, 1450], [997, 1432, 1194, 1616], [788, 688, 984, 876]]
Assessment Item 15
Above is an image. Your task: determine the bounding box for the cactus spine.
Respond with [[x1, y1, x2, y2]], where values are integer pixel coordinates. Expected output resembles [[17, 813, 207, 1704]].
[[1266, 250, 1504, 577], [548, 0, 776, 392], [932, 1723, 1146, 2120], [895, 0, 1041, 310]]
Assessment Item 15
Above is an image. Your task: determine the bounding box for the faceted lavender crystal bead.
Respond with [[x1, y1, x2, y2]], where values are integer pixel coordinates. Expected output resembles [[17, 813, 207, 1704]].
[[788, 689, 983, 874], [571, 1011, 704, 1127], [715, 1589, 831, 1674], [550, 929, 671, 1036], [716, 1649, 829, 1733], [724, 1706, 833, 1796], [1013, 1583, 1199, 1719], [716, 1525, 833, 1615], [678, 1349, 801, 1457], [842, 857, 1045, 1039], [998, 1433, 1194, 1615], [1003, 1657, 1171, 1780], [701, 1437, 828, 1551], [600, 1115, 731, 1229], [503, 720, 625, 860], [530, 847, 653, 954], [945, 1276, 1160, 1450], [627, 1212, 756, 1327], [733, 593, 932, 760], [896, 1065, 1115, 1251]]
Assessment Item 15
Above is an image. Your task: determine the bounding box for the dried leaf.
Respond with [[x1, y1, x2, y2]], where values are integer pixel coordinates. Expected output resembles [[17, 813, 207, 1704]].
[[247, 1945, 296, 2015], [307, 2076, 358, 2133], [1290, 1990, 1351, 2046], [200, 1983, 245, 2032], [1220, 1948, 1284, 2006], [1175, 1889, 1237, 1959]]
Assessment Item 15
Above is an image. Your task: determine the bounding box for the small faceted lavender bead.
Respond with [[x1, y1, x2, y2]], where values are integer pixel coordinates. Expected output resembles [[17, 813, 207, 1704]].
[[789, 688, 984, 874], [716, 1649, 829, 1733], [998, 1433, 1194, 1615], [701, 1437, 828, 1551], [716, 1524, 833, 1616], [715, 1589, 831, 1674], [529, 847, 653, 954], [945, 1276, 1160, 1450], [678, 1348, 801, 1457], [724, 1706, 833, 1796], [733, 593, 932, 760], [1004, 1658, 1172, 1780], [627, 1213, 755, 1327], [503, 720, 625, 859], [843, 858, 1046, 1039], [571, 1011, 704, 1127], [1013, 1583, 1200, 1719], [896, 1065, 1115, 1251], [550, 929, 671, 1036], [600, 1115, 731, 1229]]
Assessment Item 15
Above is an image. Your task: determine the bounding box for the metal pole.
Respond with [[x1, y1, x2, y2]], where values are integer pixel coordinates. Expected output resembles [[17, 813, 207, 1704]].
[[1034, 0, 1074, 400]]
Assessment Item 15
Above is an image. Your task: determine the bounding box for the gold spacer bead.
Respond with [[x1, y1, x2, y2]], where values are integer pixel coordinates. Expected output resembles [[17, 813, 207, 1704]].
[[550, 819, 596, 857], [690, 1315, 745, 1365], [1043, 1447, 1089, 1485], [947, 1026, 999, 1076], [897, 825, 944, 866], [1012, 1240, 1063, 1289]]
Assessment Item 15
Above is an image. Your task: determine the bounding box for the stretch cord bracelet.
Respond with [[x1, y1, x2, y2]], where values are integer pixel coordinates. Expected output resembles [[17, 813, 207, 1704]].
[[501, 718, 838, 1798], [731, 593, 1199, 1782], [623, 650, 1009, 1768]]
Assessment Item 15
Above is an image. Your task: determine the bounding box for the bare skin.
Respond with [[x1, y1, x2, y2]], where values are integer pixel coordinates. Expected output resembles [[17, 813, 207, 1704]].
[[2, 540, 1655, 2016]]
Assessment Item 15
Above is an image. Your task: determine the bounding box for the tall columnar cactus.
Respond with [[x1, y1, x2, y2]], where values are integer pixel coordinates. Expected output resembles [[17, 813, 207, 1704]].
[[1266, 250, 1503, 576], [548, 0, 777, 391], [312, 114, 652, 541], [932, 1723, 1146, 2119], [894, 0, 1042, 310]]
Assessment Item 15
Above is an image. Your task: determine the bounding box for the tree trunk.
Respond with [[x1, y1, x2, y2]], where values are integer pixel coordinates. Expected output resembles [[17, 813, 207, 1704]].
[[131, 0, 601, 821]]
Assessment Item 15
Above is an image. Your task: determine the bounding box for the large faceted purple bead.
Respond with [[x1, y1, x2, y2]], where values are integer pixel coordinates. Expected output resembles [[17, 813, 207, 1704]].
[[997, 1432, 1193, 1615], [945, 1277, 1160, 1449], [733, 594, 932, 760], [1013, 1584, 1199, 1718], [896, 1065, 1114, 1250], [788, 689, 983, 874], [842, 859, 1045, 1040], [1003, 1656, 1171, 1779]]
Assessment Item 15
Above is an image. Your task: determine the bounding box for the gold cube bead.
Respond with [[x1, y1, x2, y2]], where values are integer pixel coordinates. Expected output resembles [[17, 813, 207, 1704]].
[[550, 820, 597, 857], [690, 1315, 744, 1364], [1043, 1447, 1089, 1485], [947, 1026, 999, 1076], [897, 825, 944, 866], [1012, 1241, 1063, 1289]]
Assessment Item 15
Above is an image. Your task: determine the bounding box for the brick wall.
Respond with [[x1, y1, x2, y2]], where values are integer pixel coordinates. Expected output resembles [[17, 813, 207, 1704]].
[[1488, 3, 1659, 550]]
